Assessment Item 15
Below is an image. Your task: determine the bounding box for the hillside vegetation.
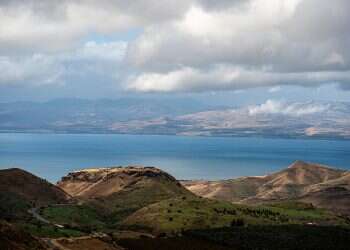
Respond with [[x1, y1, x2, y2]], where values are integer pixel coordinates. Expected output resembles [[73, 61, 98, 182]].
[[122, 196, 347, 234]]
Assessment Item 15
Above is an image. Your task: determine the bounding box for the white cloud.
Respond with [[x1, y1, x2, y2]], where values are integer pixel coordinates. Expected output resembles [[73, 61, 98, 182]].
[[248, 99, 329, 116], [126, 0, 350, 92], [1, 0, 350, 92], [0, 41, 127, 86], [0, 0, 191, 54], [127, 65, 350, 92], [0, 54, 64, 86]]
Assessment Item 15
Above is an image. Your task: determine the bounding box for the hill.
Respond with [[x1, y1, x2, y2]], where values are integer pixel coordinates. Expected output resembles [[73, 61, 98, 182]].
[[0, 168, 70, 220], [58, 166, 187, 199], [52, 166, 193, 226], [182, 161, 350, 214]]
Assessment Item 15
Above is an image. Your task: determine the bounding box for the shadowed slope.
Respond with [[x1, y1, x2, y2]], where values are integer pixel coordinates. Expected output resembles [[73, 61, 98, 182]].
[[0, 168, 70, 220], [0, 168, 70, 204]]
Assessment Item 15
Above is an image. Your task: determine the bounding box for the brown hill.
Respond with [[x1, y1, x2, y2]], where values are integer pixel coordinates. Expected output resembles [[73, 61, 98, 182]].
[[182, 177, 266, 202], [252, 161, 346, 200], [0, 168, 70, 220], [0, 220, 48, 250], [58, 166, 187, 198], [58, 166, 193, 220], [0, 168, 70, 204], [182, 161, 350, 214]]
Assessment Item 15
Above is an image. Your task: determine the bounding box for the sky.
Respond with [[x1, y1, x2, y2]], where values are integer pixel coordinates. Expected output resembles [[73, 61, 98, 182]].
[[0, 0, 349, 104]]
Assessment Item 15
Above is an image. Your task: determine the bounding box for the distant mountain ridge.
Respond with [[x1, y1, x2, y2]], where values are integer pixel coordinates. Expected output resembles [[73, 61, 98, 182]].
[[0, 97, 214, 133], [182, 161, 350, 215], [0, 98, 349, 139]]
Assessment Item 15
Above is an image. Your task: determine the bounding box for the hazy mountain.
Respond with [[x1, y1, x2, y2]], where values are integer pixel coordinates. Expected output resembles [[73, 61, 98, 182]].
[[0, 98, 349, 139], [0, 97, 215, 133], [111, 100, 350, 139]]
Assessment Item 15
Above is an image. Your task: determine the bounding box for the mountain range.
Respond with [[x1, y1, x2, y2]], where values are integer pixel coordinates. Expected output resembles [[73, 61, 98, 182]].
[[182, 161, 350, 215], [1, 98, 349, 139]]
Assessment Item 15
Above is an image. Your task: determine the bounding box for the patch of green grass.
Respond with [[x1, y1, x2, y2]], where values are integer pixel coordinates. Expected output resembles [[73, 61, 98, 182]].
[[266, 201, 315, 210], [41, 205, 105, 229], [19, 223, 83, 238], [261, 201, 344, 224], [123, 197, 265, 233]]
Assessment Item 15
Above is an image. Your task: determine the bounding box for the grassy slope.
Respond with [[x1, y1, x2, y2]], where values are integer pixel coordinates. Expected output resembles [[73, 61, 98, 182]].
[[38, 178, 193, 233], [41, 205, 105, 229], [19, 222, 83, 238], [88, 177, 193, 223], [123, 197, 348, 233]]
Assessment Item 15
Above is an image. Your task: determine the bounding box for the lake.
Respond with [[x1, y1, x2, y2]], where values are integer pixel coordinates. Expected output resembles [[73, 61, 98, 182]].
[[0, 133, 349, 183]]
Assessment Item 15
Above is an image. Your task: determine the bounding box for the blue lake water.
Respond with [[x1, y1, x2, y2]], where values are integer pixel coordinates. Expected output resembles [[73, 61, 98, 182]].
[[0, 133, 349, 183]]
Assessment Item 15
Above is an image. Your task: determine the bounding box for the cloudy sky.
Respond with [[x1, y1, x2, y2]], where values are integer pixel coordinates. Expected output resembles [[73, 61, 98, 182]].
[[0, 0, 349, 103]]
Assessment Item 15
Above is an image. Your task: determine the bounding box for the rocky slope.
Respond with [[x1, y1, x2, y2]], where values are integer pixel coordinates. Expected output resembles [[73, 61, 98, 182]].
[[182, 161, 350, 214]]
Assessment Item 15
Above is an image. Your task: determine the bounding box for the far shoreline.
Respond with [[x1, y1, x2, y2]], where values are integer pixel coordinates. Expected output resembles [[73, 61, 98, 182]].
[[0, 131, 349, 142]]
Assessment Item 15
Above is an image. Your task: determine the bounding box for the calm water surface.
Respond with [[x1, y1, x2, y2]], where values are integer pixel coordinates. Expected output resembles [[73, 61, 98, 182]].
[[0, 133, 349, 182]]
